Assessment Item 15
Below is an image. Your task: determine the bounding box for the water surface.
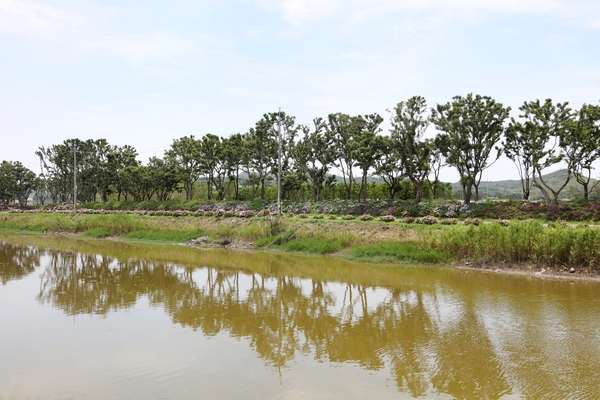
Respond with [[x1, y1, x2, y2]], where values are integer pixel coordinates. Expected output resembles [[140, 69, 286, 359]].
[[1, 233, 600, 399]]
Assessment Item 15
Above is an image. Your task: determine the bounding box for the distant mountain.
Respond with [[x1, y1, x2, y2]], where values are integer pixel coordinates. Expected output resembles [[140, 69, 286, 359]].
[[452, 169, 600, 201]]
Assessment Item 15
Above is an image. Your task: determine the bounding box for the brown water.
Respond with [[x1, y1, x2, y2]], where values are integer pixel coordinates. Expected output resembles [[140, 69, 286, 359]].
[[1, 234, 600, 399]]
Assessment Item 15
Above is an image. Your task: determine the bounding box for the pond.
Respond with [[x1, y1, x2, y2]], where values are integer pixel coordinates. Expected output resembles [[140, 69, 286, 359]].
[[1, 233, 600, 399]]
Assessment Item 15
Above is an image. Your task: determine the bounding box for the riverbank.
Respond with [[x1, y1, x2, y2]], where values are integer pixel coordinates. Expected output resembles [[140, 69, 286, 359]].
[[2, 211, 600, 277]]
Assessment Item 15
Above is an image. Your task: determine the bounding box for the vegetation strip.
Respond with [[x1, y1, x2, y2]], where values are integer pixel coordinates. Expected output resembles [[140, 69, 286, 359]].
[[2, 211, 600, 273]]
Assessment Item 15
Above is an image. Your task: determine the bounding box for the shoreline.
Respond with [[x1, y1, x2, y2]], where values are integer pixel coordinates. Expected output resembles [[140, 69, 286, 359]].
[[2, 211, 600, 282], [10, 229, 600, 283]]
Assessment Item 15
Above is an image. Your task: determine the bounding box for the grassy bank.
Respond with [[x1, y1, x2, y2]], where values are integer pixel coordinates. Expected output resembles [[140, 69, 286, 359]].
[[2, 211, 600, 271]]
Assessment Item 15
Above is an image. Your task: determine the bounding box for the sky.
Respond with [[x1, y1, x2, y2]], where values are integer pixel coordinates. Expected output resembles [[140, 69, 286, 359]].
[[1, 0, 599, 183]]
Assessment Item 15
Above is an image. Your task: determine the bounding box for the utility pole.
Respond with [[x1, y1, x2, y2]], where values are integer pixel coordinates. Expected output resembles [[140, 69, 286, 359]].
[[277, 108, 282, 215]]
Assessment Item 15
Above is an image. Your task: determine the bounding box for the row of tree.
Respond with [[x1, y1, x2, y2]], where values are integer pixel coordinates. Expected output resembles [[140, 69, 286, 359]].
[[2, 94, 599, 206]]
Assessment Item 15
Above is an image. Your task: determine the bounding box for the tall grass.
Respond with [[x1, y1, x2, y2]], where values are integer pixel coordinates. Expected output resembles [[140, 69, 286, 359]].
[[282, 238, 345, 254], [428, 221, 600, 269]]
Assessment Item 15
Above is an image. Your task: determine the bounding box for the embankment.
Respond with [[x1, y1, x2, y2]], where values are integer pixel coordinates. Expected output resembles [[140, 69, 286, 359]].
[[2, 211, 600, 275]]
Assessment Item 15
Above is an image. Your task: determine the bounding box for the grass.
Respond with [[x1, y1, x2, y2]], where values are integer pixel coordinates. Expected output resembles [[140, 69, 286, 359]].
[[350, 242, 450, 264], [5, 211, 600, 270], [81, 227, 113, 238], [426, 221, 600, 269], [281, 238, 346, 254], [125, 229, 203, 242]]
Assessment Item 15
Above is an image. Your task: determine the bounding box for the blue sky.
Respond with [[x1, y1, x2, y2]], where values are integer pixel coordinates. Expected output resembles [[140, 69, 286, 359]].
[[1, 0, 599, 182]]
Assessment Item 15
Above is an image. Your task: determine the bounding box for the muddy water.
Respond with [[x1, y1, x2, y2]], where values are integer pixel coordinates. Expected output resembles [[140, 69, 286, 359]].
[[1, 234, 600, 399]]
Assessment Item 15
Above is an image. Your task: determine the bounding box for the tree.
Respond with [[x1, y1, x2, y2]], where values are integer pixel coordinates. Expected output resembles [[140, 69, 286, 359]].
[[390, 96, 432, 204], [572, 104, 600, 200], [148, 157, 180, 201], [107, 145, 139, 201], [504, 120, 537, 200], [0, 161, 37, 206], [224, 133, 245, 200], [514, 99, 575, 206], [428, 145, 445, 199], [352, 114, 384, 202], [374, 136, 404, 199], [166, 136, 202, 200], [118, 165, 153, 201], [327, 113, 361, 200], [295, 118, 335, 201], [245, 118, 277, 200], [432, 94, 509, 204], [264, 111, 300, 201]]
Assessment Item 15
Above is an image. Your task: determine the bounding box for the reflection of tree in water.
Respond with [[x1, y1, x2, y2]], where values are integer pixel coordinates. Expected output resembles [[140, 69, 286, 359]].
[[0, 242, 41, 285], [34, 248, 600, 399]]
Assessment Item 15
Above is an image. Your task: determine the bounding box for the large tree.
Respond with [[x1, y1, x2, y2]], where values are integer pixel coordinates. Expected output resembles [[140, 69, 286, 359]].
[[432, 94, 509, 203], [374, 136, 404, 199], [0, 161, 37, 206], [571, 104, 600, 200], [166, 136, 202, 200], [245, 118, 277, 200], [390, 96, 432, 204], [353, 114, 384, 203], [148, 157, 180, 201], [327, 113, 362, 200], [513, 99, 575, 206], [504, 120, 536, 200], [295, 118, 334, 201]]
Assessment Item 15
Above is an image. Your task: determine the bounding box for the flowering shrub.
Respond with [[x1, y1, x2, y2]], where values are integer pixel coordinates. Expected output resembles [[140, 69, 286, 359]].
[[342, 215, 356, 220], [416, 216, 438, 225], [380, 215, 396, 222], [404, 217, 416, 224], [464, 217, 482, 226], [498, 219, 510, 226], [359, 214, 374, 221]]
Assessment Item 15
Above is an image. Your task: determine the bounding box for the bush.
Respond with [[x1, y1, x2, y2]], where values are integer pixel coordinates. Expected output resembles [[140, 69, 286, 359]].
[[464, 217, 482, 226], [416, 216, 437, 225], [359, 214, 374, 221], [380, 215, 396, 222]]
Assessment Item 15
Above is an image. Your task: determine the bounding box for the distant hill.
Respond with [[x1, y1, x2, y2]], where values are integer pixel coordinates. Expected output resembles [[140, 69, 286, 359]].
[[452, 169, 600, 201]]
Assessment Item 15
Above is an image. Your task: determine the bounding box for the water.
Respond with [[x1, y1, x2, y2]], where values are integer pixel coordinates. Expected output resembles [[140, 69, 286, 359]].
[[1, 233, 600, 399]]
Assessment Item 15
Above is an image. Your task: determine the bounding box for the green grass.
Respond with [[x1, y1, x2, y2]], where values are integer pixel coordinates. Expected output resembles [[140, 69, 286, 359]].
[[350, 241, 450, 264], [254, 229, 296, 247], [81, 227, 113, 238], [125, 229, 203, 242], [281, 238, 345, 254]]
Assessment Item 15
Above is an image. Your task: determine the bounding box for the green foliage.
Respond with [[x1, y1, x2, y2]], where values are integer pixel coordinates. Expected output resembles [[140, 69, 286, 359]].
[[0, 161, 37, 206], [432, 94, 510, 203]]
